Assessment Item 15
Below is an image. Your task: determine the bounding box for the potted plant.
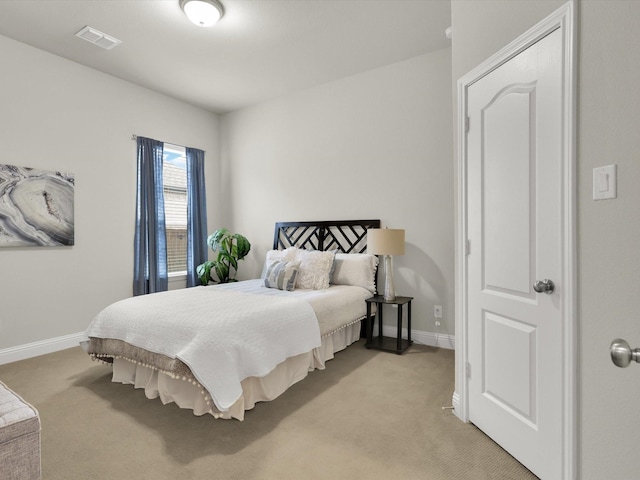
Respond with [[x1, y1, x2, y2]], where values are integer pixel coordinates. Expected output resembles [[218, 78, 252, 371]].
[[196, 228, 251, 284]]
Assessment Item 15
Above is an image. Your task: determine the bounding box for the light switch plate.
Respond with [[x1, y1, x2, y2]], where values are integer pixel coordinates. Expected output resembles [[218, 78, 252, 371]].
[[593, 164, 617, 200]]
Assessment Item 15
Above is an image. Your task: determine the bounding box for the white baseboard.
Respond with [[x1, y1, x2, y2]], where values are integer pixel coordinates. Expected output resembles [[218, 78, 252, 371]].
[[0, 332, 87, 365], [380, 325, 455, 350], [451, 391, 462, 419]]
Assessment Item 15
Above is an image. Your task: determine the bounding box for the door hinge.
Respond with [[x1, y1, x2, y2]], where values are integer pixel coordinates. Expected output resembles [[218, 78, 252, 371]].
[[465, 116, 470, 133], [465, 361, 471, 378], [465, 239, 470, 256]]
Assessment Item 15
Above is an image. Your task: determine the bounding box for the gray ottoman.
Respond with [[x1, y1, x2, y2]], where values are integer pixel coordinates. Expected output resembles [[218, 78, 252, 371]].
[[0, 380, 41, 480]]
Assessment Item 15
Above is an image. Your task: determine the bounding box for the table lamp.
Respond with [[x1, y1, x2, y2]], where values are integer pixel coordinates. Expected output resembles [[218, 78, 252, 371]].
[[367, 228, 405, 301]]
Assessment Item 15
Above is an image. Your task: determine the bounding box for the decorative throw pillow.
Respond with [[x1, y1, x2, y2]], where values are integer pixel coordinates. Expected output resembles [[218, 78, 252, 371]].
[[294, 249, 336, 290], [261, 247, 299, 278], [264, 261, 300, 291], [330, 253, 379, 294]]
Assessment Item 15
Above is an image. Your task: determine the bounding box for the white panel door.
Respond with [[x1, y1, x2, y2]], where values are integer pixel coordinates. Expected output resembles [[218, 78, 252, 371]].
[[466, 28, 563, 479]]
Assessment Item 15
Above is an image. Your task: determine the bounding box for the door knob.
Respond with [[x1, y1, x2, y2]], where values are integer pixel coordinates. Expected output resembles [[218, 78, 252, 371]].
[[610, 338, 640, 368], [533, 279, 555, 294]]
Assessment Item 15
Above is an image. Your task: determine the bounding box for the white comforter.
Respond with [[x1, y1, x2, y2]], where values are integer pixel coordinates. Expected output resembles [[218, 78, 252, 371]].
[[215, 279, 373, 337], [85, 286, 321, 412]]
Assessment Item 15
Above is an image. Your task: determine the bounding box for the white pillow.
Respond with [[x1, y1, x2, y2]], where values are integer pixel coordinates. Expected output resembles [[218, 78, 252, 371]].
[[330, 253, 379, 294], [294, 249, 336, 290]]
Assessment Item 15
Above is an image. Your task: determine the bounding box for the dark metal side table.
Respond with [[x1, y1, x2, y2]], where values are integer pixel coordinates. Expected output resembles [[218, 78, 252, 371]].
[[365, 295, 413, 354]]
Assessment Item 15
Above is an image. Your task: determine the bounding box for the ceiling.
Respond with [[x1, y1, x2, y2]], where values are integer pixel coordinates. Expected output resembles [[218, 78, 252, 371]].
[[0, 0, 451, 114]]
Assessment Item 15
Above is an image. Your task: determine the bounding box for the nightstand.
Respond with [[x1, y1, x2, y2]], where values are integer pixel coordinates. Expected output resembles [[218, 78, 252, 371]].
[[365, 295, 413, 354]]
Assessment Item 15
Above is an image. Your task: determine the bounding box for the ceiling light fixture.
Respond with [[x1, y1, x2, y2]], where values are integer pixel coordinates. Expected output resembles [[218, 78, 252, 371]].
[[180, 0, 224, 27]]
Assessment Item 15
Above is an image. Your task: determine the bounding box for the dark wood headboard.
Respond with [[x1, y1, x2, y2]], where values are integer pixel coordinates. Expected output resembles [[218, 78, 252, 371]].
[[273, 219, 381, 253]]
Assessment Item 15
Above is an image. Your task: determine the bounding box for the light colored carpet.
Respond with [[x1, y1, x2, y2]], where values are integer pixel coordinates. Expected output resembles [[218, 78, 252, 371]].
[[0, 341, 538, 479]]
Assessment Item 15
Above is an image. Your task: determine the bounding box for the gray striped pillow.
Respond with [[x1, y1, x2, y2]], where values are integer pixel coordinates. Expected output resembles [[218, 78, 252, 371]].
[[264, 261, 300, 291]]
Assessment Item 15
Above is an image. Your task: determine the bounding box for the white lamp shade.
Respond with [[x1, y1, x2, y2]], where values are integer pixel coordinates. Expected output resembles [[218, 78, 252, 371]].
[[181, 0, 223, 27], [367, 229, 405, 256]]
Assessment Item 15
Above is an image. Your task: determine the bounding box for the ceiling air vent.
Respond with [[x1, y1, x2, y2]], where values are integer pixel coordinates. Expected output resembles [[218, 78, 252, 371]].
[[75, 26, 121, 50]]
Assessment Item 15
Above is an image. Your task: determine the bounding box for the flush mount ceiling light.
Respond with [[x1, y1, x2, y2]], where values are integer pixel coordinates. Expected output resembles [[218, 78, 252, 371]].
[[180, 0, 224, 27]]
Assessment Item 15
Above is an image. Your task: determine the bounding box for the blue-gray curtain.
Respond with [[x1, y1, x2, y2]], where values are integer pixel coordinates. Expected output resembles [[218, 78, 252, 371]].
[[186, 147, 208, 287], [133, 137, 168, 295]]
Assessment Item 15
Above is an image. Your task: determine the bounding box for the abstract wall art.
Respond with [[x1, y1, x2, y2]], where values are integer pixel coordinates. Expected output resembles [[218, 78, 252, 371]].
[[0, 164, 75, 247]]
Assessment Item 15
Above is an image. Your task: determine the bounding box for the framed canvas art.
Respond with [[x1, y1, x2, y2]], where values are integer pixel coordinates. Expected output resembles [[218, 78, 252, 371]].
[[0, 164, 75, 247]]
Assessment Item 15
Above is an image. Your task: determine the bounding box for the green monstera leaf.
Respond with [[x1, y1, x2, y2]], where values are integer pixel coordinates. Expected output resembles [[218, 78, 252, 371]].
[[196, 260, 215, 285], [233, 234, 251, 261], [207, 228, 229, 252]]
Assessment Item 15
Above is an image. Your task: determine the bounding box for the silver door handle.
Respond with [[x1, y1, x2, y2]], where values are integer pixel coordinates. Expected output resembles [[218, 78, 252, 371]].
[[610, 338, 640, 368], [533, 279, 555, 294]]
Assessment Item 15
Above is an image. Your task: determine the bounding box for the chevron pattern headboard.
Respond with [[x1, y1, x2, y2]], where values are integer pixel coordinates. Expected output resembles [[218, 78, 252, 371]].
[[273, 220, 381, 253]]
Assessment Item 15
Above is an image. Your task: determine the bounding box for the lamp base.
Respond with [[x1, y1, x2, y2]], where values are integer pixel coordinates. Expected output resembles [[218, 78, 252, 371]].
[[383, 255, 396, 301]]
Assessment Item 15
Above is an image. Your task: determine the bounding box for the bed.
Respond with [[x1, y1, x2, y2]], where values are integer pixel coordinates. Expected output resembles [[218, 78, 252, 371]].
[[83, 219, 381, 420]]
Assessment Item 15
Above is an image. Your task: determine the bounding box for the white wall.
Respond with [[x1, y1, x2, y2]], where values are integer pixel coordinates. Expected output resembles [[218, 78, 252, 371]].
[[578, 1, 640, 477], [221, 49, 454, 341], [452, 0, 640, 477], [0, 34, 221, 353], [451, 0, 566, 80]]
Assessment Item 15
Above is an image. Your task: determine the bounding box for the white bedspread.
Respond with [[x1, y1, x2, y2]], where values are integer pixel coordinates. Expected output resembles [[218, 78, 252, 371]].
[[215, 279, 374, 337], [85, 286, 321, 412]]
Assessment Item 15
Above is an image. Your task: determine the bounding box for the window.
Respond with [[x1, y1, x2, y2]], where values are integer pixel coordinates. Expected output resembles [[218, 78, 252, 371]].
[[162, 144, 187, 276], [134, 135, 207, 295]]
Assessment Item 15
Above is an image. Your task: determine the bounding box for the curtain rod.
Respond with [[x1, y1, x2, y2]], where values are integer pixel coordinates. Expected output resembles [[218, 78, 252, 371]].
[[131, 134, 206, 153]]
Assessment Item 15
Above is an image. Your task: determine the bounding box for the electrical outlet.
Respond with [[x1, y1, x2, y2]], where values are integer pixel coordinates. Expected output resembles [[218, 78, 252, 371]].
[[434, 305, 442, 319], [435, 320, 441, 327]]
